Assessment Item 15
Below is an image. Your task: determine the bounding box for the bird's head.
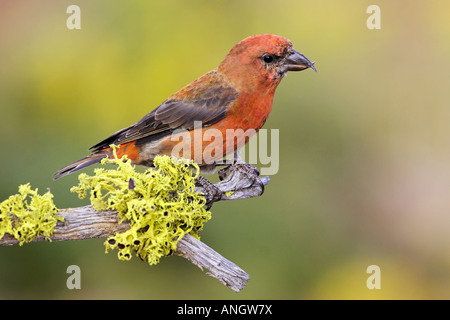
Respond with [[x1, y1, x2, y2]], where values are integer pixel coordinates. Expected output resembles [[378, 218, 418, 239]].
[[218, 34, 316, 92]]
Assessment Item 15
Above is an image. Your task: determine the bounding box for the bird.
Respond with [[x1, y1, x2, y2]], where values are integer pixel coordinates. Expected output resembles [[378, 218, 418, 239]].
[[53, 34, 316, 180]]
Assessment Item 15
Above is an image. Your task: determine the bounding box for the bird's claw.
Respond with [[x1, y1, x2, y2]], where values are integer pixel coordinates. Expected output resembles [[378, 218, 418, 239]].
[[217, 161, 264, 196], [219, 160, 260, 180]]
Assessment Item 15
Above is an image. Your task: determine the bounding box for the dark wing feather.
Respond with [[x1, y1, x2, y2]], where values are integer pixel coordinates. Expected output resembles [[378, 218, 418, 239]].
[[89, 70, 238, 152]]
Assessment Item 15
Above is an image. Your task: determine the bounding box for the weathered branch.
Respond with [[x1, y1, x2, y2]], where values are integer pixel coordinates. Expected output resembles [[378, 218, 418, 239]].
[[0, 164, 269, 292], [0, 206, 250, 292]]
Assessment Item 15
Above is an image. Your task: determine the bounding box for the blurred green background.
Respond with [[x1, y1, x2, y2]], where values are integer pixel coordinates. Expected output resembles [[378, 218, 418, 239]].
[[1, 0, 450, 299]]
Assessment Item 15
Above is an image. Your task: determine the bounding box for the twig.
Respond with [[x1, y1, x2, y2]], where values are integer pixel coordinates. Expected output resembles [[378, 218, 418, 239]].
[[0, 164, 269, 292]]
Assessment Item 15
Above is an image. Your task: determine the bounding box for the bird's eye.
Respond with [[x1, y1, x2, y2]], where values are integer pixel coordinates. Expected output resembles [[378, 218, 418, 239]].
[[263, 54, 274, 63]]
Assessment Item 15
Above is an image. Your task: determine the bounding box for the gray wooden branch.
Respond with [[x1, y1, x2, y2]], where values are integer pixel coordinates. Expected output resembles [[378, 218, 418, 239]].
[[0, 164, 269, 293]]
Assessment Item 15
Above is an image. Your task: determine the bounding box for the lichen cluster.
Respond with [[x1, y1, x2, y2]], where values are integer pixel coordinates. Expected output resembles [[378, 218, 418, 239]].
[[70, 146, 211, 265], [0, 183, 62, 245]]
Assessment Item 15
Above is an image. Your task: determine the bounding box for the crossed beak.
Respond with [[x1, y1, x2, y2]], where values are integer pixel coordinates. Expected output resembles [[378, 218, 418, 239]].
[[283, 50, 317, 72]]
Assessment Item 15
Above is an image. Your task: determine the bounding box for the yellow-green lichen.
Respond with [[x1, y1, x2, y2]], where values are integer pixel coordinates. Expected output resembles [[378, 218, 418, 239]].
[[225, 191, 234, 197], [0, 183, 62, 245], [70, 145, 211, 265]]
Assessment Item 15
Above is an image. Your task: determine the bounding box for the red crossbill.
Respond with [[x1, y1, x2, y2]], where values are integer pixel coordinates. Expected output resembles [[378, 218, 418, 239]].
[[54, 34, 316, 180]]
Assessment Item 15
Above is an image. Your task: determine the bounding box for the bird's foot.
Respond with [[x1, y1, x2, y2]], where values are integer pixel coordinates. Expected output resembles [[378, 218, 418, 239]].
[[217, 160, 265, 198], [218, 159, 259, 180]]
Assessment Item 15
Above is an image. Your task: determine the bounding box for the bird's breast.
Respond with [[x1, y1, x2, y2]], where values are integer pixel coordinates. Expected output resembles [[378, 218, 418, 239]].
[[146, 91, 275, 165], [225, 91, 274, 132]]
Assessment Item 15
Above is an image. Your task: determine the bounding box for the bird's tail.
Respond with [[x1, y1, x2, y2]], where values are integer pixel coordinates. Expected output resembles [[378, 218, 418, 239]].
[[53, 152, 109, 180]]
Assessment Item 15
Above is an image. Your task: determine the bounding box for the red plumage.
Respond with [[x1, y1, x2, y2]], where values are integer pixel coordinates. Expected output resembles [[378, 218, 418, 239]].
[[54, 34, 316, 180]]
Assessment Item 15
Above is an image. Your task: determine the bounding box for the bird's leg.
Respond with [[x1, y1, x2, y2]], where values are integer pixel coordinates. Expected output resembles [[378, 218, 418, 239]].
[[218, 149, 260, 180], [195, 149, 268, 207], [233, 149, 260, 175]]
